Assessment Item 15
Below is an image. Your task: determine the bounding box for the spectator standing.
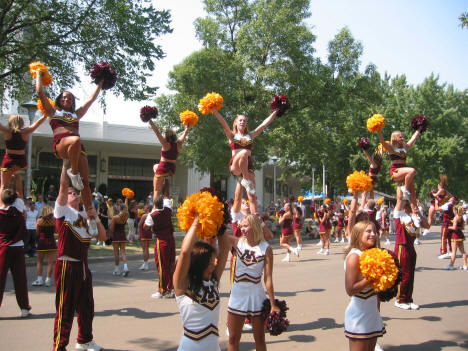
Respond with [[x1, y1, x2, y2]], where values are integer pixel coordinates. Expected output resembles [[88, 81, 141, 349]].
[[45, 184, 57, 206], [25, 201, 39, 257], [35, 194, 45, 216]]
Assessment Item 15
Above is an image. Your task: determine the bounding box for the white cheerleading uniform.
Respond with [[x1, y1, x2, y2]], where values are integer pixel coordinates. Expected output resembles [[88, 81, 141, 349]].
[[228, 239, 268, 317], [176, 279, 221, 351], [344, 248, 386, 340]]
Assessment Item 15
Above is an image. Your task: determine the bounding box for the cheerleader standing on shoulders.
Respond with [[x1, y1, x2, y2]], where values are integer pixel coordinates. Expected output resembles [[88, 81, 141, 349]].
[[35, 72, 103, 231], [293, 206, 303, 251], [360, 145, 383, 202], [0, 114, 47, 196], [279, 202, 299, 262], [109, 203, 130, 276], [227, 215, 280, 351], [173, 217, 231, 351], [377, 127, 422, 222], [317, 205, 331, 255], [445, 205, 467, 270], [149, 121, 190, 201], [31, 205, 57, 287], [212, 108, 279, 214]]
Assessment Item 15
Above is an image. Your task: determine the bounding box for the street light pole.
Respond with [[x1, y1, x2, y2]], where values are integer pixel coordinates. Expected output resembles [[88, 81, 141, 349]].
[[20, 101, 38, 198], [312, 167, 315, 201], [271, 156, 279, 203]]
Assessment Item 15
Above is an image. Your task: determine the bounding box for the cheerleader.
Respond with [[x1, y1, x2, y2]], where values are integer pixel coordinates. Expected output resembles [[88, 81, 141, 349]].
[[109, 203, 130, 276], [0, 114, 47, 196], [149, 120, 190, 201], [137, 205, 152, 270], [445, 205, 467, 270], [377, 127, 422, 220], [212, 108, 279, 214], [126, 199, 138, 242], [379, 205, 390, 245], [423, 175, 452, 236], [279, 203, 299, 262], [344, 220, 386, 350], [173, 216, 231, 351], [31, 205, 56, 287], [334, 209, 346, 243], [317, 205, 331, 255], [97, 199, 109, 246], [361, 146, 383, 201], [293, 206, 303, 251], [35, 72, 103, 230], [227, 214, 280, 351]]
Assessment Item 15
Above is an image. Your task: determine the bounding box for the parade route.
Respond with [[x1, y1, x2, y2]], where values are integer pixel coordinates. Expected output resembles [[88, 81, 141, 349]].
[[1, 228, 467, 351]]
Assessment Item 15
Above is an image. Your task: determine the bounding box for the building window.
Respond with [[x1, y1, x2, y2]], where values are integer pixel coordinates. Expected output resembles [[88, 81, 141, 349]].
[[38, 153, 97, 176], [108, 157, 155, 177]]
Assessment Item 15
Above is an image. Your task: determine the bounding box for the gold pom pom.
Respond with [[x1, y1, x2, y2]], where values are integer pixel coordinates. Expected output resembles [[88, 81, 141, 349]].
[[36, 98, 55, 116], [359, 248, 399, 292], [177, 191, 224, 239], [298, 196, 304, 203], [367, 114, 385, 133], [346, 170, 373, 194], [198, 92, 224, 115], [324, 198, 331, 204], [180, 110, 199, 126], [122, 187, 135, 199], [343, 199, 349, 205], [377, 197, 384, 205], [29, 61, 53, 86]]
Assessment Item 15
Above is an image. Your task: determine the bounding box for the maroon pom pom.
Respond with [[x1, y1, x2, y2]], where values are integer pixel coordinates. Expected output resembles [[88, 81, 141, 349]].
[[200, 187, 219, 197], [288, 195, 295, 202], [271, 95, 290, 117], [140, 106, 158, 122], [358, 137, 371, 150], [411, 115, 429, 134], [90, 62, 117, 90], [377, 249, 402, 302], [261, 299, 289, 336]]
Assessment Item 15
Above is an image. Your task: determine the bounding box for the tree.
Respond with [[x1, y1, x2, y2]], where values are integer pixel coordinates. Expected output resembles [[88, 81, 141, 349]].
[[157, 0, 318, 179], [460, 11, 468, 28], [0, 0, 172, 103]]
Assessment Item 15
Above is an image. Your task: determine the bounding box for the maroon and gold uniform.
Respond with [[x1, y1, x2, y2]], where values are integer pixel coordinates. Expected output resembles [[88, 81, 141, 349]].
[[155, 142, 178, 177], [281, 217, 293, 237], [49, 111, 86, 158], [53, 203, 94, 351], [0, 198, 30, 311], [393, 210, 417, 304], [440, 203, 454, 255], [229, 134, 254, 174], [145, 206, 175, 294], [36, 219, 57, 252], [0, 132, 28, 171]]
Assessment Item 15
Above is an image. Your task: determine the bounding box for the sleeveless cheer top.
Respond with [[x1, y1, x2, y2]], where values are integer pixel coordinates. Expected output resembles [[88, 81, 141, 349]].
[[177, 279, 220, 343], [389, 148, 407, 161], [230, 133, 253, 151], [233, 239, 268, 284], [49, 110, 79, 131], [281, 217, 293, 235], [5, 132, 26, 150], [161, 142, 179, 161]]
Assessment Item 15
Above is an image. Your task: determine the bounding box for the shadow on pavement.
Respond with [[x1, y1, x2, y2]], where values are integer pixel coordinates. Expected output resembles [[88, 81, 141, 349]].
[[275, 288, 325, 297], [383, 339, 459, 350], [420, 299, 468, 309], [96, 307, 177, 319], [382, 315, 441, 322], [289, 317, 344, 331], [128, 337, 178, 351]]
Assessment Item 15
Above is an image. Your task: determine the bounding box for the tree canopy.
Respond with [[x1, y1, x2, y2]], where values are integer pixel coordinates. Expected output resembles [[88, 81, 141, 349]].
[[0, 0, 172, 103]]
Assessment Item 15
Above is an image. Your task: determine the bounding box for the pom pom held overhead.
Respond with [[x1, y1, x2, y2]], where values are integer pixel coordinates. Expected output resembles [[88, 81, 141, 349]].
[[358, 137, 371, 150], [180, 110, 199, 127], [271, 95, 290, 117], [140, 106, 158, 122], [367, 114, 385, 133], [90, 62, 117, 90], [198, 92, 223, 115], [411, 115, 429, 134]]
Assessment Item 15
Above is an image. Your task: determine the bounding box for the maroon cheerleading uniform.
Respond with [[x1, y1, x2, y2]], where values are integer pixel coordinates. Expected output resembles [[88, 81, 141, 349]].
[[53, 203, 95, 351], [228, 134, 254, 174], [139, 214, 153, 241], [440, 203, 454, 255], [155, 142, 178, 177], [49, 110, 86, 158], [389, 148, 407, 179], [1, 132, 28, 171], [317, 211, 328, 234], [36, 219, 57, 252], [145, 206, 175, 294], [293, 215, 302, 230], [281, 217, 293, 237], [450, 217, 465, 242], [393, 210, 417, 304], [112, 220, 127, 243], [336, 213, 345, 228], [368, 164, 381, 185], [0, 198, 30, 312]]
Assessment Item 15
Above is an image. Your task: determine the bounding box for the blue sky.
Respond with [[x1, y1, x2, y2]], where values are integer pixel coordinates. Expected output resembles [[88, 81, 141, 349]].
[[91, 0, 468, 125]]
